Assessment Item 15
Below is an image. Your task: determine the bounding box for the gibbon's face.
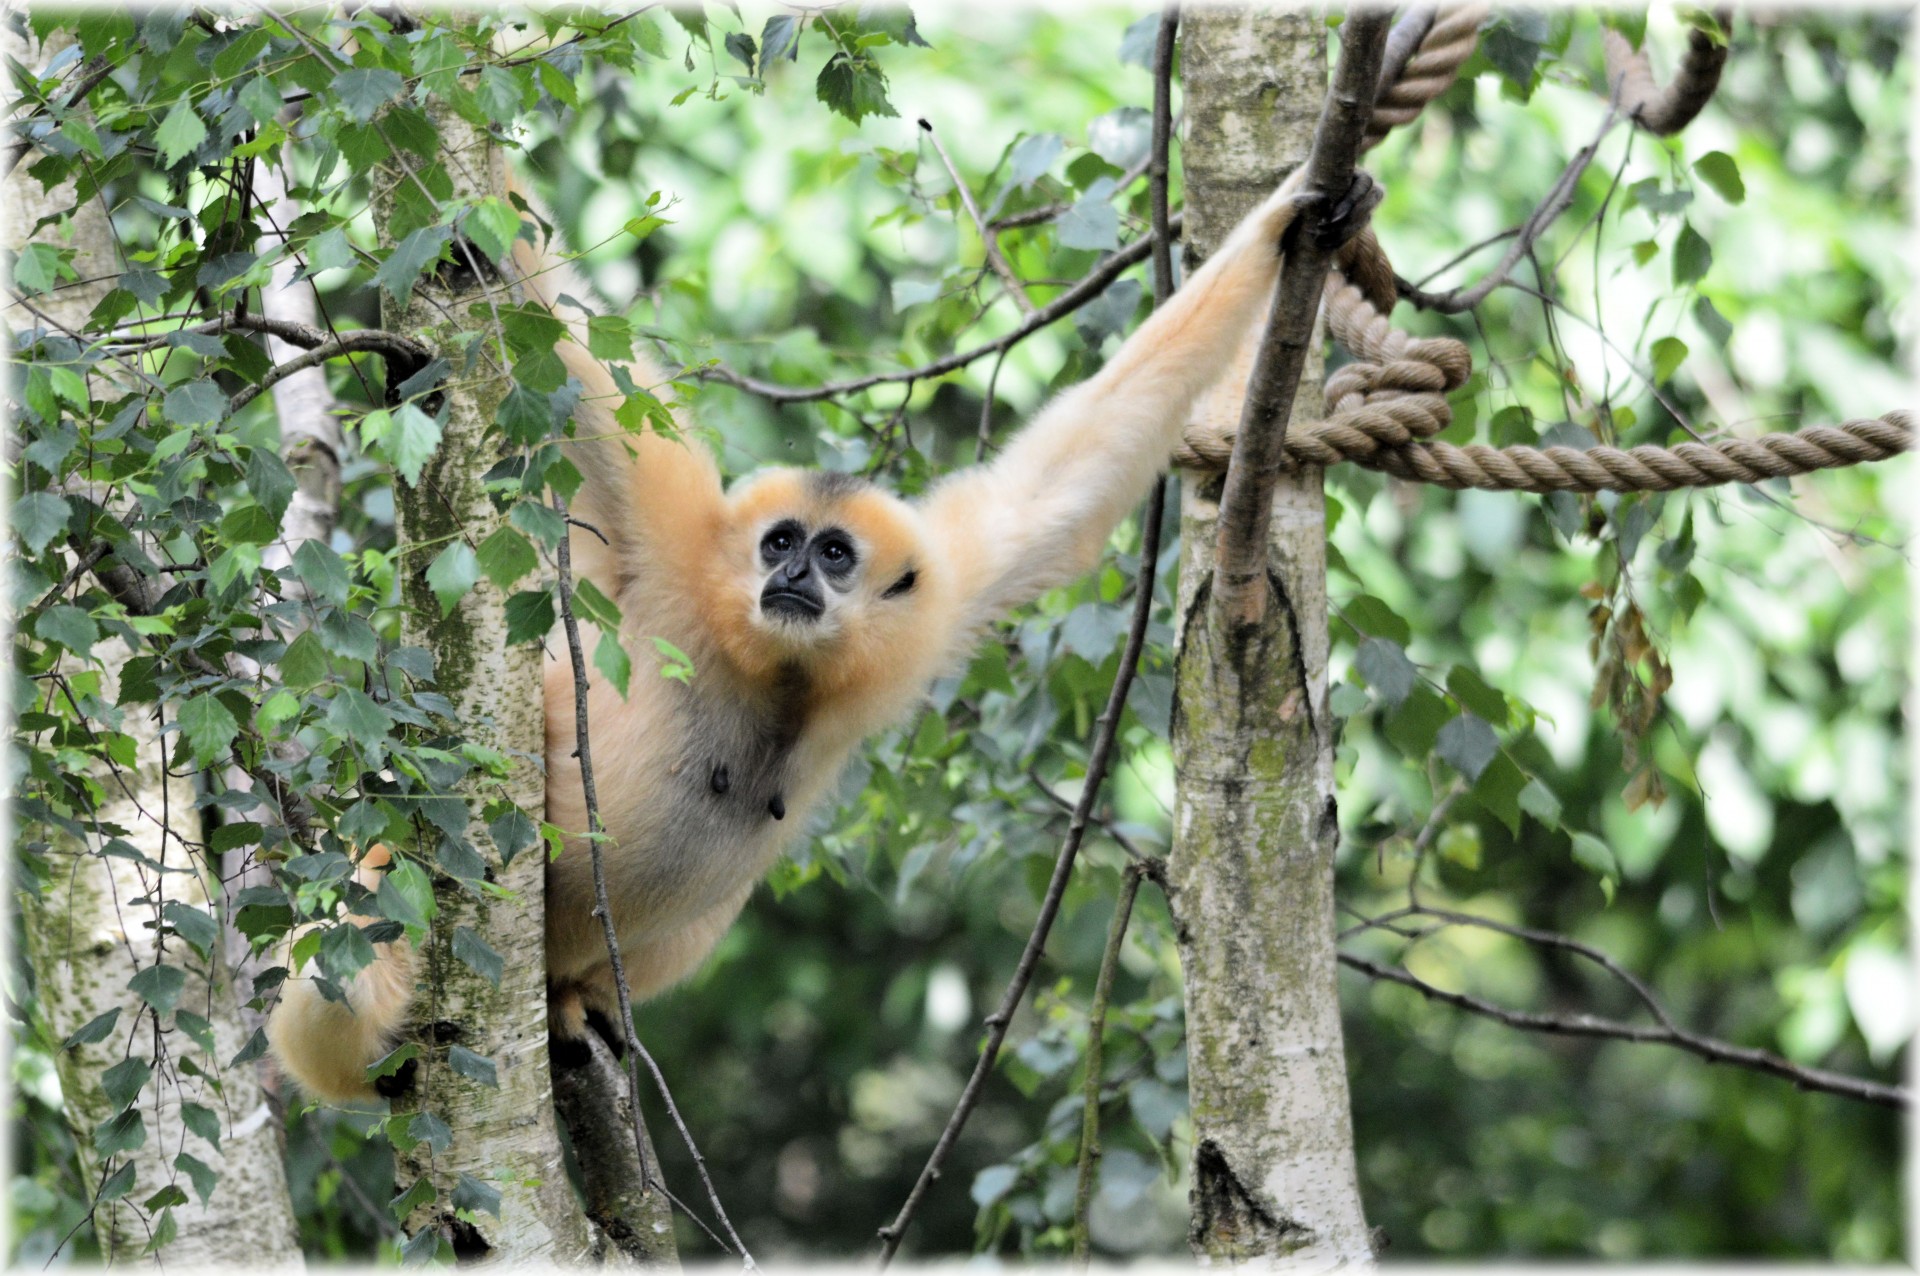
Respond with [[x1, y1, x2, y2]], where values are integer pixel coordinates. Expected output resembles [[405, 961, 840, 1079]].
[[727, 470, 925, 659]]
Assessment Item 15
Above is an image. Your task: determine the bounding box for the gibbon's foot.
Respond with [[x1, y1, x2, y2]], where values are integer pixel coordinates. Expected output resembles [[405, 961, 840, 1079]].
[[583, 1007, 627, 1059], [1285, 170, 1384, 254], [549, 1029, 594, 1072]]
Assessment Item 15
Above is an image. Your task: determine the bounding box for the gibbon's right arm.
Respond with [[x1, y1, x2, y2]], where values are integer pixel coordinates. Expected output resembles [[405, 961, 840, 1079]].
[[919, 165, 1359, 649]]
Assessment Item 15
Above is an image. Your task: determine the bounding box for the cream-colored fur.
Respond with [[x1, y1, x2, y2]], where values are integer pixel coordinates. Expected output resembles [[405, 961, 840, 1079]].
[[268, 164, 1316, 1104]]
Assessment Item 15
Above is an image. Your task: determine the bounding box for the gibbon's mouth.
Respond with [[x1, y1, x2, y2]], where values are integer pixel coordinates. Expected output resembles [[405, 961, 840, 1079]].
[[761, 588, 824, 621]]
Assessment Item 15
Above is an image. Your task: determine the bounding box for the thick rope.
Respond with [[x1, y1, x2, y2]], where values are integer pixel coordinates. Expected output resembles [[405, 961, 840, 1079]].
[[1175, 255, 1914, 491], [1603, 9, 1732, 136], [1365, 2, 1490, 151]]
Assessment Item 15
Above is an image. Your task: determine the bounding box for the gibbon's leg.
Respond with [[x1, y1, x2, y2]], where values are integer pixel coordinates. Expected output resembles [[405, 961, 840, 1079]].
[[549, 883, 757, 1061], [919, 168, 1379, 639]]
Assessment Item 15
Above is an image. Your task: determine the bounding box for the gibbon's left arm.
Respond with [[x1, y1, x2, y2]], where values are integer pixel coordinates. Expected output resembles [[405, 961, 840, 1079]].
[[920, 167, 1359, 646]]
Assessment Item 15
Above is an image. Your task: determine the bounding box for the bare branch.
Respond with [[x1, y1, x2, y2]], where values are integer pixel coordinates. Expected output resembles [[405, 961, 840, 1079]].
[[1604, 9, 1731, 137], [874, 32, 1185, 1250], [554, 501, 751, 1265], [1208, 5, 1393, 632], [1397, 109, 1617, 315], [1338, 951, 1908, 1109], [699, 217, 1179, 406], [919, 117, 1035, 317]]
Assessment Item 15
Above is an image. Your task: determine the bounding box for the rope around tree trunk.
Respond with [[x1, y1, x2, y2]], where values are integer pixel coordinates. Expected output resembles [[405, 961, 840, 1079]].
[[1174, 271, 1914, 491], [1176, 7, 1913, 492]]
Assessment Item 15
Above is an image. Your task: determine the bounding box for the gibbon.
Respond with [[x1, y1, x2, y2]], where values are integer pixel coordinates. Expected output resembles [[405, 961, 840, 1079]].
[[266, 159, 1372, 1104]]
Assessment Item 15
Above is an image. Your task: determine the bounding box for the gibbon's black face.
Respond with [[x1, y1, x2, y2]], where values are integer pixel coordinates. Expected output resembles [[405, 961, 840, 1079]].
[[758, 518, 858, 623]]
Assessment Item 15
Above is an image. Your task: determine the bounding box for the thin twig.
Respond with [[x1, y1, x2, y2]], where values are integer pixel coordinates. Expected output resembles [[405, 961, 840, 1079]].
[[874, 25, 1184, 1255], [553, 503, 755, 1266], [1209, 6, 1392, 632], [227, 331, 431, 414], [920, 118, 1035, 317], [701, 216, 1180, 406], [1072, 858, 1161, 1264], [1398, 109, 1618, 314], [1338, 951, 1907, 1109]]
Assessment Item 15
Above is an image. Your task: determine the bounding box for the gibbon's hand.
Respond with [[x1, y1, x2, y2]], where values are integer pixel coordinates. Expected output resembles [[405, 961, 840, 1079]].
[[1282, 170, 1385, 255]]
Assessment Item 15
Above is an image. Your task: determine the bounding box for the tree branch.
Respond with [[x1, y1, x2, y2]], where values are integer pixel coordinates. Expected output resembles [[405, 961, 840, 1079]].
[[919, 117, 1035, 317], [1208, 6, 1393, 633], [874, 27, 1184, 1253], [1397, 108, 1617, 314], [1337, 951, 1907, 1109], [553, 501, 751, 1266], [227, 329, 433, 414], [699, 217, 1179, 406]]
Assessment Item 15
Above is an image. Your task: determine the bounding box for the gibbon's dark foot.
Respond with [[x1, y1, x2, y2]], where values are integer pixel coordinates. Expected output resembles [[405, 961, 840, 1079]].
[[1285, 171, 1384, 254], [583, 1007, 627, 1059], [549, 1029, 594, 1072], [372, 1054, 417, 1099]]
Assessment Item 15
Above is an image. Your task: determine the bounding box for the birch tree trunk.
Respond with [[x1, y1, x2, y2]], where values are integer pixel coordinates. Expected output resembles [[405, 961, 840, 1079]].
[[6, 20, 304, 1265], [1169, 8, 1374, 1266], [375, 92, 592, 1264]]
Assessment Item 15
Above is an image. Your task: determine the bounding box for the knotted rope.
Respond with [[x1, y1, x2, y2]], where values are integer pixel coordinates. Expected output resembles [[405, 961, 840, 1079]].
[[1174, 7, 1910, 491], [1174, 259, 1914, 491]]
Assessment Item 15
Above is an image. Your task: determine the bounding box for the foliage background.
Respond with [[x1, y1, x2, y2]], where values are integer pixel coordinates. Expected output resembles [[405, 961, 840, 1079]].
[[7, 2, 1909, 1264]]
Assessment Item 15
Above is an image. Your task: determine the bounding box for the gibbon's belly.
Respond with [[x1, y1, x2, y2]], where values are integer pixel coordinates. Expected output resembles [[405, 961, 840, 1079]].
[[540, 644, 839, 987]]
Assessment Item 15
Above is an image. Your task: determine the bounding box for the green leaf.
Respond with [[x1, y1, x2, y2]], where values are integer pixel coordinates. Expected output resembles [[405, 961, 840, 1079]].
[[486, 805, 537, 864], [496, 383, 551, 445], [1672, 220, 1712, 287], [452, 927, 504, 988], [504, 589, 556, 645], [163, 379, 227, 427], [1650, 335, 1688, 386], [13, 490, 71, 554], [161, 901, 219, 959], [384, 403, 443, 487], [594, 630, 632, 697], [319, 919, 376, 984], [154, 98, 208, 168], [98, 1160, 138, 1203], [178, 694, 238, 765], [724, 31, 757, 72], [447, 1044, 498, 1087], [332, 67, 404, 123], [374, 225, 452, 309], [128, 963, 187, 1017], [1519, 779, 1562, 829], [425, 541, 479, 617], [102, 1056, 152, 1111], [294, 539, 353, 606], [1436, 713, 1498, 781], [815, 52, 898, 123], [586, 314, 635, 362], [392, 1176, 437, 1221], [95, 1109, 147, 1158], [476, 527, 538, 590], [1354, 638, 1415, 706], [1436, 824, 1481, 870], [174, 1152, 218, 1206], [62, 1008, 120, 1050], [509, 500, 566, 548], [463, 197, 522, 263], [1693, 150, 1745, 204], [452, 1173, 503, 1218], [1570, 832, 1620, 902], [409, 1111, 452, 1154], [327, 686, 393, 753], [366, 1041, 419, 1083], [760, 13, 801, 62], [1444, 665, 1507, 725], [35, 604, 99, 658], [281, 629, 331, 688], [651, 636, 695, 683], [379, 859, 437, 931], [1692, 295, 1732, 347], [180, 1101, 221, 1148]]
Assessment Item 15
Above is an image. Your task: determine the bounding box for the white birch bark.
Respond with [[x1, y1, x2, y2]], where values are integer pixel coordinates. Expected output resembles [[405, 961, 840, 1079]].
[[1169, 8, 1374, 1268], [6, 19, 304, 1264], [374, 88, 592, 1264]]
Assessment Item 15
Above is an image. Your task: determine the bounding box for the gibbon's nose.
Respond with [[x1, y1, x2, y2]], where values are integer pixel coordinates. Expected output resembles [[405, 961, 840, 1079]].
[[781, 556, 812, 584]]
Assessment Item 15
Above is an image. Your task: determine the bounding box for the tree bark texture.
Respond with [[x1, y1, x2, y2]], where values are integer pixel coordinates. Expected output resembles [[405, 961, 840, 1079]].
[[377, 99, 592, 1262], [1169, 8, 1374, 1267], [551, 1034, 680, 1267], [6, 23, 304, 1263]]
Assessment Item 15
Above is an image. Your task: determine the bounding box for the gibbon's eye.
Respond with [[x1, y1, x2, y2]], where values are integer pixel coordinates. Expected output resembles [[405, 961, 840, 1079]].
[[817, 535, 857, 574], [761, 525, 799, 559]]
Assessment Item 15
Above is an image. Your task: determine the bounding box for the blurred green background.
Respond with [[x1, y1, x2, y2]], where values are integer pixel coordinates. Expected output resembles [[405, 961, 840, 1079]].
[[9, 3, 1908, 1264]]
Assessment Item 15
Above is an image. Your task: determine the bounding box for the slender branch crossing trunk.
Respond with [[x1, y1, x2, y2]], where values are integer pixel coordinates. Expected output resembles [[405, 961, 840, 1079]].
[[6, 22, 303, 1263], [1169, 9, 1373, 1266], [376, 91, 591, 1263]]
